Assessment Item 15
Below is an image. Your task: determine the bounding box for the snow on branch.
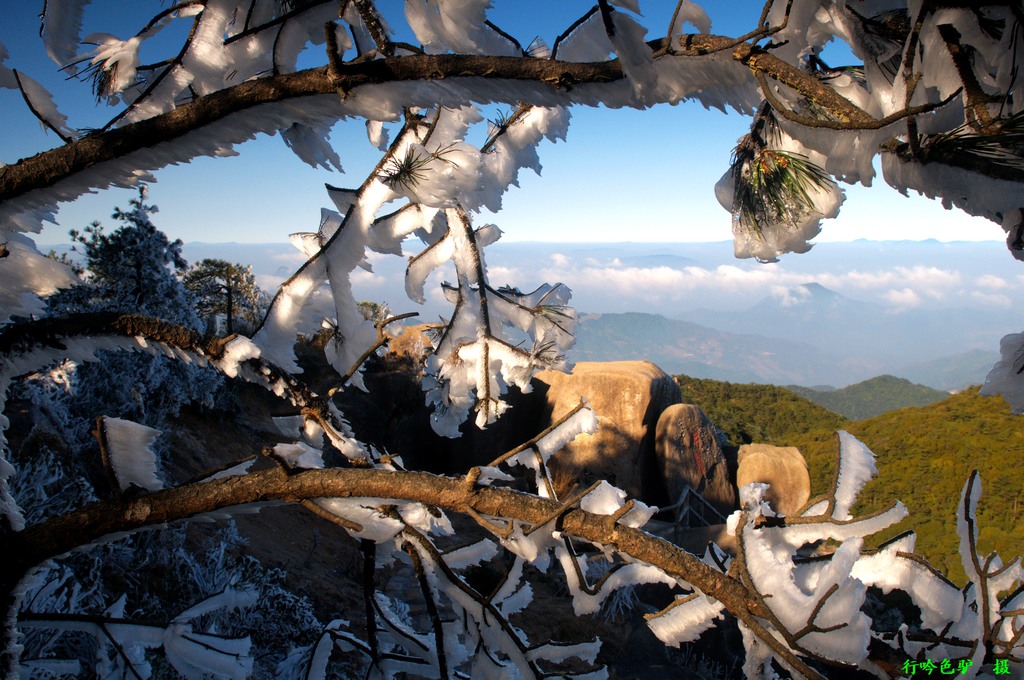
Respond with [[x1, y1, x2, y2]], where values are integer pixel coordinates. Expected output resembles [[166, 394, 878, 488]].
[[0, 312, 372, 532], [417, 207, 578, 436], [8, 427, 1024, 678], [252, 103, 578, 434], [2, 2, 1022, 263], [21, 585, 257, 680], [96, 416, 164, 494]]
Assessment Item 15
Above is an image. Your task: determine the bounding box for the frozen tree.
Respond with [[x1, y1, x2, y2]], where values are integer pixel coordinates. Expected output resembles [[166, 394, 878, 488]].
[[36, 188, 219, 436], [2, 1, 1024, 678], [49, 186, 198, 329], [184, 259, 265, 336], [5, 192, 244, 673]]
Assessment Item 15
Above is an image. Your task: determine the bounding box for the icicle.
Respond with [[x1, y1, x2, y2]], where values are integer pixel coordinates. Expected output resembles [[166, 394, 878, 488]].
[[646, 593, 725, 646], [40, 0, 94, 68], [281, 121, 344, 172], [272, 442, 325, 470]]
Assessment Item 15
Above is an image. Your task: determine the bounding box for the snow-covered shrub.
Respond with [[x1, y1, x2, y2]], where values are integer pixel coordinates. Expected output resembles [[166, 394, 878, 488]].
[[19, 523, 321, 678]]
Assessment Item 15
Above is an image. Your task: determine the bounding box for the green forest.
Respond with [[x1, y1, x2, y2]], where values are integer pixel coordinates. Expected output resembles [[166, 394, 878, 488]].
[[676, 376, 1024, 582], [786, 375, 950, 420]]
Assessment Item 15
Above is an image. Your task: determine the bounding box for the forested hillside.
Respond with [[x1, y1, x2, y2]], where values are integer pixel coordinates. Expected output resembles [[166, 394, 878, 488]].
[[675, 375, 849, 445], [787, 375, 949, 420], [677, 376, 1024, 582]]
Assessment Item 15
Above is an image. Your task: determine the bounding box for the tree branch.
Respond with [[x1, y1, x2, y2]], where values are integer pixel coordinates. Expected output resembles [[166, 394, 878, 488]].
[[0, 453, 859, 679], [937, 23, 996, 131], [0, 55, 624, 209], [755, 70, 961, 130], [735, 44, 875, 126], [0, 34, 898, 215], [11, 70, 74, 144], [5, 466, 759, 627]]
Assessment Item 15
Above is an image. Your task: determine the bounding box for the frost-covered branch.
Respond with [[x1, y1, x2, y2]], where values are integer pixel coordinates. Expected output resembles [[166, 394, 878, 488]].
[[16, 434, 968, 678], [19, 584, 257, 679], [5, 2, 1023, 260], [0, 464, 736, 667], [3, 322, 1023, 677]]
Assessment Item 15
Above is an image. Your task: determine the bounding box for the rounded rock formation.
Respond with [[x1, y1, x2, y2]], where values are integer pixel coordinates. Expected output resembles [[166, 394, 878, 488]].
[[735, 444, 811, 516], [535, 360, 682, 502]]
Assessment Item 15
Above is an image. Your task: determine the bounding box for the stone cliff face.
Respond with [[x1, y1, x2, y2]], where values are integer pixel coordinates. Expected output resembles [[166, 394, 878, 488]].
[[311, 342, 819, 549]]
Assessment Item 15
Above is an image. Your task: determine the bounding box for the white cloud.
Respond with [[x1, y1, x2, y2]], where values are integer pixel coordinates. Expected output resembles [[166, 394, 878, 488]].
[[550, 253, 570, 268], [976, 274, 1009, 289], [970, 291, 1012, 308], [351, 269, 384, 287], [363, 250, 390, 266], [488, 266, 523, 286], [255, 273, 286, 290], [570, 265, 689, 293], [819, 265, 960, 303], [270, 249, 308, 265], [882, 288, 922, 310], [836, 265, 960, 291], [771, 284, 811, 307], [427, 269, 452, 308]]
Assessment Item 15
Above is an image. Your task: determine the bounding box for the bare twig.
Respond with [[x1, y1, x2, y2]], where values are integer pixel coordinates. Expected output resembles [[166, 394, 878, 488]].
[[755, 70, 960, 130], [300, 499, 365, 533], [326, 311, 420, 396], [91, 416, 123, 500], [362, 539, 381, 668], [937, 23, 996, 131], [523, 481, 603, 536]]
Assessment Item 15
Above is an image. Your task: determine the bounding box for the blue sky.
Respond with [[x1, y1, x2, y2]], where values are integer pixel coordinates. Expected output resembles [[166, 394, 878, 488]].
[[0, 1, 1008, 246]]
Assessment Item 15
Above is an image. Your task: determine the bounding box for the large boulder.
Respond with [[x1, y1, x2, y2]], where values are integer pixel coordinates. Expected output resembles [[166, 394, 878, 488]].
[[735, 444, 811, 516], [337, 357, 684, 504], [534, 361, 681, 502], [655, 404, 736, 519]]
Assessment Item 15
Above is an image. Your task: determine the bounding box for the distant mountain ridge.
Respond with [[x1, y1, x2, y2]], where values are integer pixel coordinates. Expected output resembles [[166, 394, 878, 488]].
[[786, 375, 949, 420], [171, 242, 1010, 390], [895, 349, 1000, 392], [681, 282, 1009, 385], [572, 312, 852, 386], [572, 310, 996, 390]]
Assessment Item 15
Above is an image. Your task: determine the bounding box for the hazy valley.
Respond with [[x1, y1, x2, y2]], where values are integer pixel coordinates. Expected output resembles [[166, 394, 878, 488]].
[[179, 239, 1019, 391]]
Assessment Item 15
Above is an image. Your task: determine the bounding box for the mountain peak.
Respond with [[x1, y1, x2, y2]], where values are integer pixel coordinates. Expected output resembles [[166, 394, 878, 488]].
[[764, 281, 849, 309], [798, 282, 839, 298]]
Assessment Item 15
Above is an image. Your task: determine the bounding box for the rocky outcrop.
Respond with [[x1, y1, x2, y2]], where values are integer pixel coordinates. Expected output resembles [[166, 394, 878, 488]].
[[654, 404, 736, 518], [337, 357, 695, 505], [533, 361, 681, 502], [735, 444, 811, 516]]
